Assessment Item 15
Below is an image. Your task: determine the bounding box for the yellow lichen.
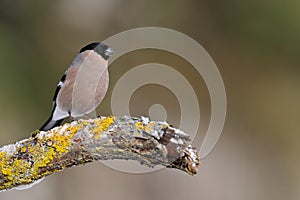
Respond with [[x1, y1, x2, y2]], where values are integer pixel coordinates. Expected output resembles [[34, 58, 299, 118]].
[[0, 122, 82, 190], [92, 117, 114, 139], [96, 147, 101, 151], [0, 119, 122, 190], [48, 123, 81, 156], [135, 122, 144, 130], [135, 121, 158, 132], [79, 119, 91, 126], [30, 129, 40, 137], [0, 151, 6, 161], [20, 147, 27, 153], [0, 156, 32, 186], [162, 123, 169, 129], [32, 147, 55, 175], [52, 133, 71, 156], [11, 159, 31, 181], [0, 152, 12, 182]]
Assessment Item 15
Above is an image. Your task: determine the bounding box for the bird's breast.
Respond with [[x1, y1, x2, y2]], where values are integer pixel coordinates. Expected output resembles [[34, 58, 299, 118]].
[[56, 51, 109, 117]]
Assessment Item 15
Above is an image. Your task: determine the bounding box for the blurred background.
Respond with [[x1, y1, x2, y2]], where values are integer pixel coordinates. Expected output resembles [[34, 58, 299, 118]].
[[0, 0, 299, 199]]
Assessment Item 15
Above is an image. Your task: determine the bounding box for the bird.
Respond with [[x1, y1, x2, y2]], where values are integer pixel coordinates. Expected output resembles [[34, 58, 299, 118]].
[[40, 42, 114, 131]]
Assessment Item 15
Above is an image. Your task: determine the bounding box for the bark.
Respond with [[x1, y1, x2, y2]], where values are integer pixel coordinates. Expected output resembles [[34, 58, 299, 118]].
[[0, 116, 200, 192]]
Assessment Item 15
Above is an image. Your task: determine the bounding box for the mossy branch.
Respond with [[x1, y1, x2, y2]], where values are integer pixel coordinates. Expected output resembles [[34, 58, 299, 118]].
[[0, 116, 200, 192]]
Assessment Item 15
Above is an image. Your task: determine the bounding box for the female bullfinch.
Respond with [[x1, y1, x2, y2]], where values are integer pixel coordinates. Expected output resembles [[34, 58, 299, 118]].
[[40, 42, 114, 131]]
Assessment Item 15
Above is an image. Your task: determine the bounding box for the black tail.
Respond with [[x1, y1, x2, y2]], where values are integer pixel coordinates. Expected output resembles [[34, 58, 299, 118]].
[[40, 116, 64, 131]]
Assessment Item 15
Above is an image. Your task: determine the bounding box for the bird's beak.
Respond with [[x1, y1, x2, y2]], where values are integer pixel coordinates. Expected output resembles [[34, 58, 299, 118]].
[[104, 48, 114, 57]]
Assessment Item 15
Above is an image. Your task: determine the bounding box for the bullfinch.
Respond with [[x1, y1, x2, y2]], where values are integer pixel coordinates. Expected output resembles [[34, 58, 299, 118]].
[[40, 42, 114, 131]]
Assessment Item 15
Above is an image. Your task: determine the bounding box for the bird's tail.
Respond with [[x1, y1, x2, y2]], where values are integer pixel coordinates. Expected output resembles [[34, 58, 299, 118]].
[[40, 116, 64, 131]]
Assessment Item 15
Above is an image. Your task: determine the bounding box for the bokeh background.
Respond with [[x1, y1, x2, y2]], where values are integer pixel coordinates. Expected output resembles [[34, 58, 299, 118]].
[[0, 0, 299, 199]]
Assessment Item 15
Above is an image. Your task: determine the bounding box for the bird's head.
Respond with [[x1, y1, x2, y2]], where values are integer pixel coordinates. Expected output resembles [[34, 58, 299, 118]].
[[80, 42, 114, 60]]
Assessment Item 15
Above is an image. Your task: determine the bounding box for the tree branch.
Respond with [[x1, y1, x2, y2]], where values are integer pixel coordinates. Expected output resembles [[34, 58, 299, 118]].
[[0, 116, 200, 192]]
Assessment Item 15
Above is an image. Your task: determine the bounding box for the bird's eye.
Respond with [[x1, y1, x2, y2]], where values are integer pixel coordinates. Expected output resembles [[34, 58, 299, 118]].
[[104, 48, 114, 56]]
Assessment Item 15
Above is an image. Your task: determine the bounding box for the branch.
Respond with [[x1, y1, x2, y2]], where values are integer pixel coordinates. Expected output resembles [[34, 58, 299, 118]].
[[0, 116, 200, 192]]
